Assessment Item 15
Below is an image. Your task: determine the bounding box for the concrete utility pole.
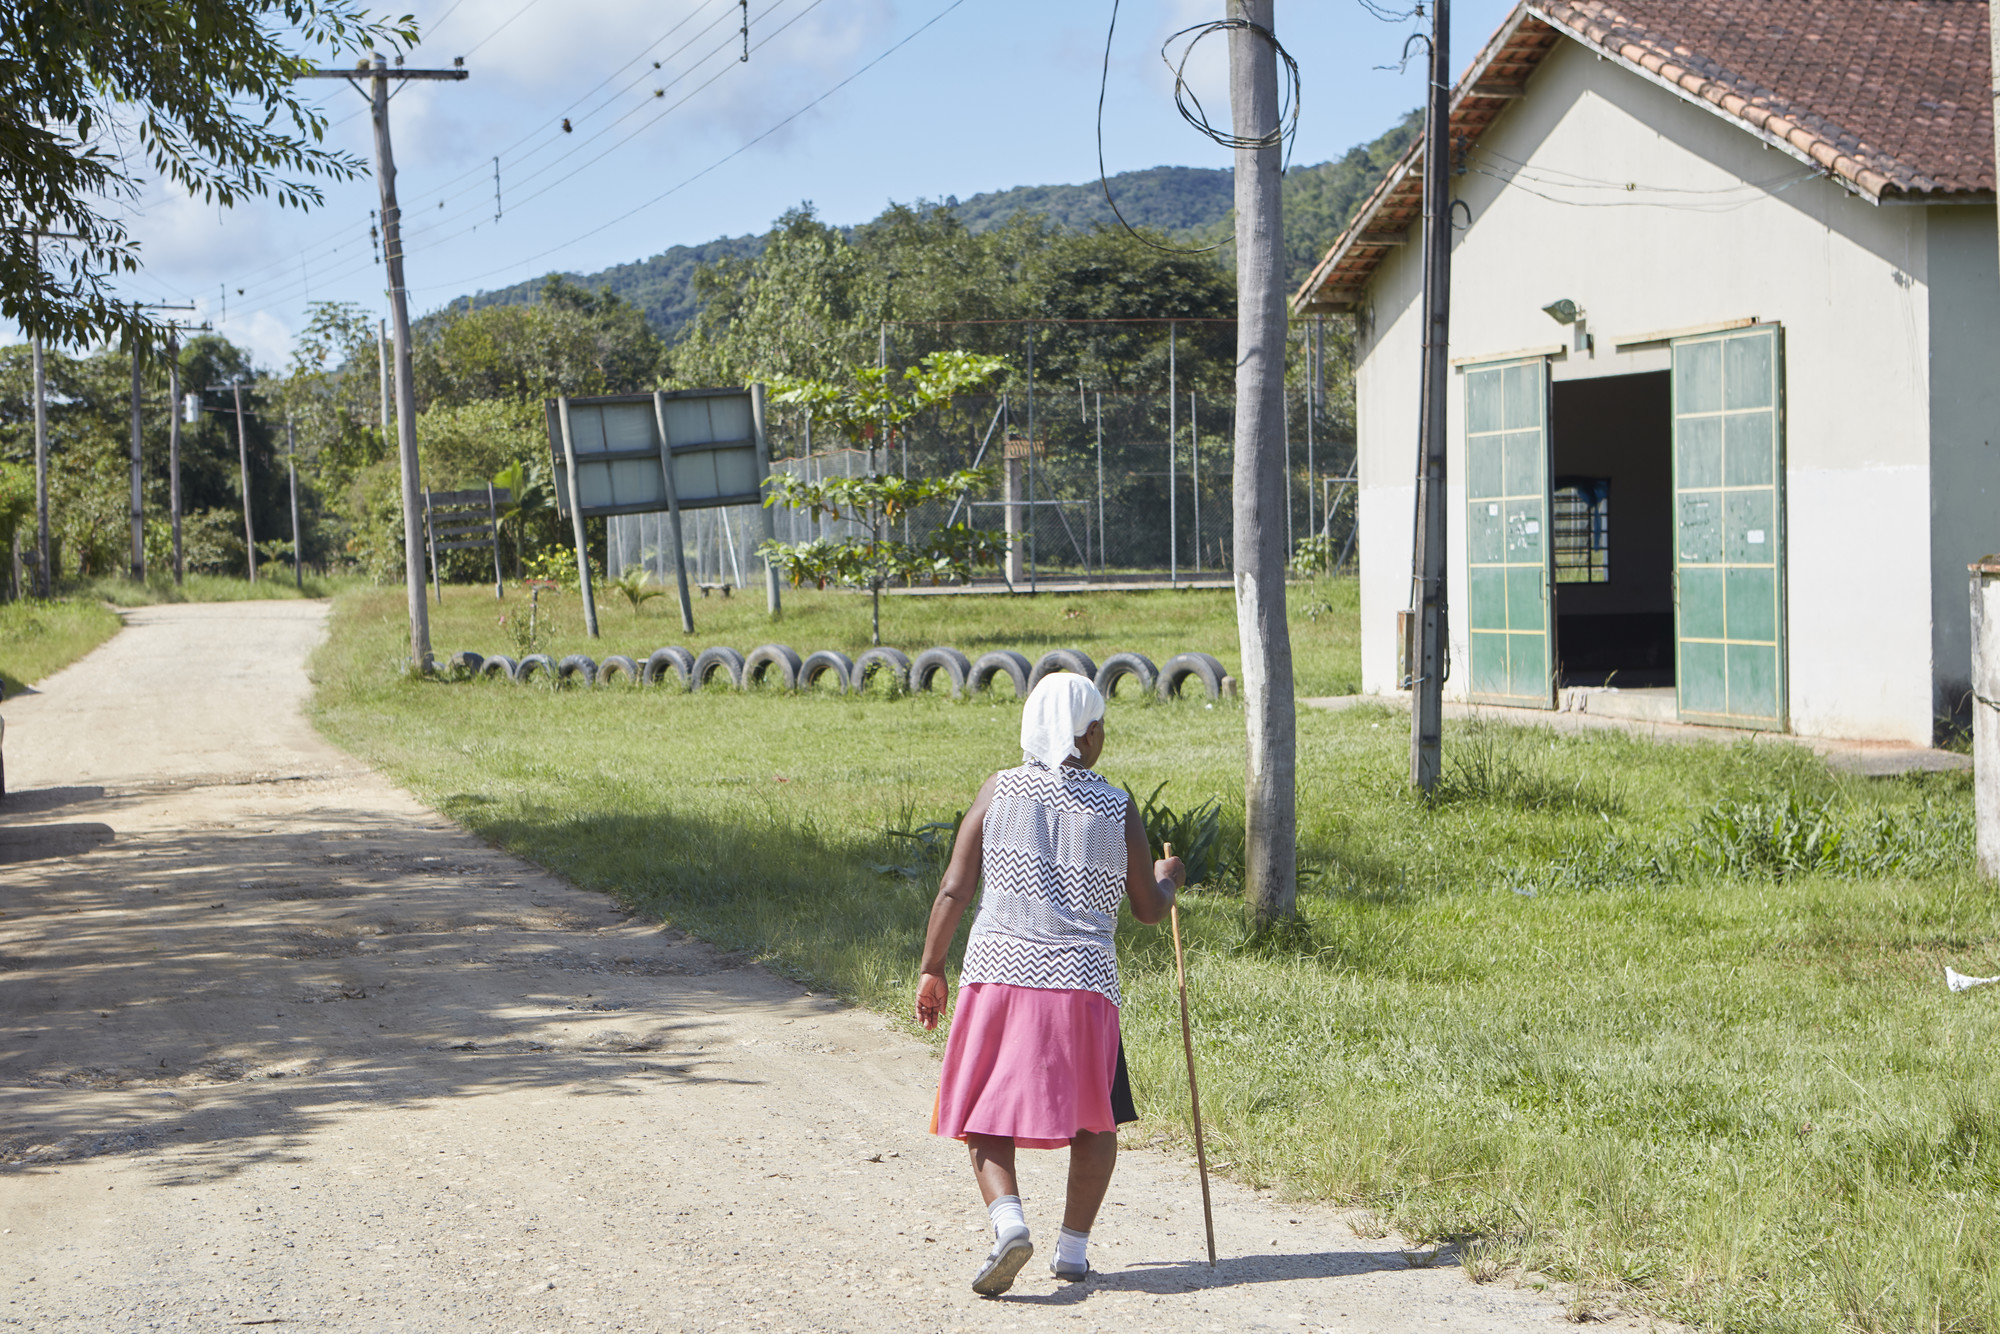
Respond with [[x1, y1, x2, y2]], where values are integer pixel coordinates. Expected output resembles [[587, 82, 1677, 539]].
[[1975, 556, 2000, 880], [1229, 0, 1298, 926], [1408, 0, 1453, 792], [232, 381, 258, 583], [305, 55, 469, 669]]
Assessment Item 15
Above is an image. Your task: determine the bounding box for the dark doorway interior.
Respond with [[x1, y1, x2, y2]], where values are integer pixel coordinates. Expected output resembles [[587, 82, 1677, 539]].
[[1551, 372, 1674, 687]]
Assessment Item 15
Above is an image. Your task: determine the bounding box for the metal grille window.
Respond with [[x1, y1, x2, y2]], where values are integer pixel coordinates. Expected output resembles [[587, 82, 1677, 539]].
[[1552, 477, 1609, 583]]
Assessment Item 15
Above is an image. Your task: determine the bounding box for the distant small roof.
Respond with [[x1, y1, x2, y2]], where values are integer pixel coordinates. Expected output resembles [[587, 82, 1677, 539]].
[[1294, 0, 1997, 313]]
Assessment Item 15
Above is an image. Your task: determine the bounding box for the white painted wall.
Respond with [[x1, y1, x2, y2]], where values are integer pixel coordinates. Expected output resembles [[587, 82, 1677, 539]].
[[1353, 233, 1424, 698], [1926, 205, 2000, 722], [1350, 36, 1942, 743]]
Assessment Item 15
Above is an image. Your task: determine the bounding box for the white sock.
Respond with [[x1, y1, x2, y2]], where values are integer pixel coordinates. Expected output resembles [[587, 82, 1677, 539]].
[[988, 1194, 1027, 1240], [1056, 1226, 1089, 1267]]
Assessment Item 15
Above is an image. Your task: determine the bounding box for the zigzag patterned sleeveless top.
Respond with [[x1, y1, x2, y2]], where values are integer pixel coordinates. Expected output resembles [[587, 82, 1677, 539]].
[[960, 757, 1131, 1006]]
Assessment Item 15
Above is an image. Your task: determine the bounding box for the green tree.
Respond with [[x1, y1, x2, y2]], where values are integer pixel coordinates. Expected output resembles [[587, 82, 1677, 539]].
[[413, 275, 665, 409], [0, 461, 31, 590], [1, 1, 412, 347], [490, 458, 554, 579], [0, 336, 286, 581], [762, 351, 1008, 644]]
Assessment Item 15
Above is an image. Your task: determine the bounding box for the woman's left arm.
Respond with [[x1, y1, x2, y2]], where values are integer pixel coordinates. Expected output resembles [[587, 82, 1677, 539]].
[[915, 774, 998, 1030]]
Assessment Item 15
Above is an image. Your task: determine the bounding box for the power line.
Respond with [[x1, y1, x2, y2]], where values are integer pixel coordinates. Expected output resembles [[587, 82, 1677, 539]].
[[409, 0, 974, 297], [262, 0, 742, 284], [408, 0, 828, 241], [229, 0, 812, 314], [227, 0, 760, 302], [463, 0, 546, 57]]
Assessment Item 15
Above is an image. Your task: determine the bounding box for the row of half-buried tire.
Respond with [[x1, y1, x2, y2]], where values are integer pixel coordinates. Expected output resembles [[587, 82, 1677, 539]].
[[446, 646, 1230, 701]]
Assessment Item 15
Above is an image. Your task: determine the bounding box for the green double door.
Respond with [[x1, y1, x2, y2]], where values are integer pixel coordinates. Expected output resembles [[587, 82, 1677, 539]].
[[1670, 325, 1785, 728], [1462, 325, 1786, 727], [1465, 357, 1554, 707]]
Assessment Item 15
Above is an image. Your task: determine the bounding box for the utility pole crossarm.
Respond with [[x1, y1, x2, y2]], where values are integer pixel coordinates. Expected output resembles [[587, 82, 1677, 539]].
[[299, 69, 468, 80]]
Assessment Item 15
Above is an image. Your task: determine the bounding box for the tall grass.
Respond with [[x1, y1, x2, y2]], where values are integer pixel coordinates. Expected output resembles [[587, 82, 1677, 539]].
[[0, 598, 123, 692], [311, 585, 1999, 1333], [66, 571, 367, 606]]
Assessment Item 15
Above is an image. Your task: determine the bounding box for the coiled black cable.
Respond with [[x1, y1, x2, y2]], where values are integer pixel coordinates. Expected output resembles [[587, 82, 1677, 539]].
[[1096, 1, 1302, 256]]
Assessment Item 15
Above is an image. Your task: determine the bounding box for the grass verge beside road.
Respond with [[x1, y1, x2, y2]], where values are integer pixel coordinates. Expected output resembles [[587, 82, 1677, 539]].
[[0, 599, 123, 694], [313, 581, 1997, 1334], [65, 571, 365, 606]]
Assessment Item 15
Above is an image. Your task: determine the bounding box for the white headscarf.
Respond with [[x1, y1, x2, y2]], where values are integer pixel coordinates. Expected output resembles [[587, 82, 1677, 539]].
[[1020, 672, 1106, 770]]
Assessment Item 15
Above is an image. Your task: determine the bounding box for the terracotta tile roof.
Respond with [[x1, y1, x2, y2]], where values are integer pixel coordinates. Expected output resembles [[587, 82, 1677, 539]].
[[1294, 0, 1996, 313]]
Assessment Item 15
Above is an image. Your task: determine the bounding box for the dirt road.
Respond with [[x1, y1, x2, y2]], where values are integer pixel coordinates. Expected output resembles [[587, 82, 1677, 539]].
[[0, 602, 1614, 1332]]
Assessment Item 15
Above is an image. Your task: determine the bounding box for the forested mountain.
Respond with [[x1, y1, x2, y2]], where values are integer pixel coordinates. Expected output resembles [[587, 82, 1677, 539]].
[[438, 111, 1421, 340], [947, 165, 1235, 236], [441, 234, 763, 341]]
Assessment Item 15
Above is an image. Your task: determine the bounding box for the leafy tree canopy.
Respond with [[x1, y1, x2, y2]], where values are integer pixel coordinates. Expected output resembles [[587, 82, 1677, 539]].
[[412, 275, 665, 409], [1, 0, 414, 347]]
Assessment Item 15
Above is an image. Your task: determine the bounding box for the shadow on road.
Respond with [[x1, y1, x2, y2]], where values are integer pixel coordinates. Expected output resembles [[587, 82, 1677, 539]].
[[999, 1250, 1417, 1303], [0, 788, 781, 1186]]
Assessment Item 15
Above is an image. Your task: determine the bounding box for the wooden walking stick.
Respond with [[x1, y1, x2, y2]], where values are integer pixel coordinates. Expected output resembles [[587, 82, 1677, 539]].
[[1164, 842, 1217, 1267]]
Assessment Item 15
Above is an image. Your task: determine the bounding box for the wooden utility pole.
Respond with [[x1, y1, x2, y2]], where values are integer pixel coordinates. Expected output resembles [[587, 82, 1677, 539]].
[[232, 381, 258, 582], [287, 417, 303, 589], [167, 333, 184, 583], [1230, 0, 1298, 926], [130, 342, 145, 580], [129, 303, 196, 581], [31, 335, 48, 596], [1409, 0, 1453, 792], [304, 55, 469, 668]]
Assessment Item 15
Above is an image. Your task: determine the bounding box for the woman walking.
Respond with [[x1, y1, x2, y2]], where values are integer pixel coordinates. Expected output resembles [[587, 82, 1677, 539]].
[[916, 672, 1184, 1296]]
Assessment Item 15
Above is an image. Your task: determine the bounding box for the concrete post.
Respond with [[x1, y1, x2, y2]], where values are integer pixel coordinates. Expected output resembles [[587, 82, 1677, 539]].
[[1004, 454, 1025, 587], [1974, 555, 2000, 881]]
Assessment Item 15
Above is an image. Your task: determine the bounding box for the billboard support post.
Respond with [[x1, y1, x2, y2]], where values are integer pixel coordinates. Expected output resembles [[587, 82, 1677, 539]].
[[751, 382, 781, 619], [651, 390, 696, 632], [555, 395, 601, 638]]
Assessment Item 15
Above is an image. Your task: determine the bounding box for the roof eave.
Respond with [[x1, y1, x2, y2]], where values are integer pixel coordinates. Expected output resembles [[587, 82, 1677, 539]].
[[1291, 3, 1556, 315]]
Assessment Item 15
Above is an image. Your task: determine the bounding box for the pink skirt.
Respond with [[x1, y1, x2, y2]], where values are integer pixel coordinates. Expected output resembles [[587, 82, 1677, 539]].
[[931, 982, 1120, 1150]]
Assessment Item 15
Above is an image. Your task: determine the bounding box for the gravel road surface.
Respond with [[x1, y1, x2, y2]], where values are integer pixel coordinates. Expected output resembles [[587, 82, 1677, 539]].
[[0, 602, 1633, 1332]]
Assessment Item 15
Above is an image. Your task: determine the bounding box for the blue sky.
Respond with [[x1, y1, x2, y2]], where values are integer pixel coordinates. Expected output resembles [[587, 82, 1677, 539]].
[[107, 0, 1516, 366]]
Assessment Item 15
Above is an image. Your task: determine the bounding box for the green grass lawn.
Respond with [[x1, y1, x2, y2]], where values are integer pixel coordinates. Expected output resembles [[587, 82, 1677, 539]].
[[0, 599, 124, 694], [312, 579, 1997, 1334]]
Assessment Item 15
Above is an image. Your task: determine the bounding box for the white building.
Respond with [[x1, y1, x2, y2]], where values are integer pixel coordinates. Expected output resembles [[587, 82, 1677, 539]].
[[1294, 0, 1999, 745]]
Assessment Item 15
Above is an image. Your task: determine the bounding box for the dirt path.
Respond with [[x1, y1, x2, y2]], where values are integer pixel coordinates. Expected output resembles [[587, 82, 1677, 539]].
[[0, 602, 1627, 1332]]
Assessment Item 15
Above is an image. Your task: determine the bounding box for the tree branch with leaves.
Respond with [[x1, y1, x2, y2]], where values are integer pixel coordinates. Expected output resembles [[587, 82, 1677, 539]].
[[760, 350, 1008, 644], [1, 1, 414, 347]]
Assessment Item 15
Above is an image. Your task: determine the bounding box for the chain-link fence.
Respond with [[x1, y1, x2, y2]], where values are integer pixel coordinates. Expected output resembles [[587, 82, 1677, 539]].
[[610, 319, 1359, 592]]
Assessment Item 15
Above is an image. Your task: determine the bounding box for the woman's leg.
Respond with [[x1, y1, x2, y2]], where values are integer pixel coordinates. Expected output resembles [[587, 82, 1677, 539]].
[[966, 1133, 1019, 1205], [1062, 1129, 1118, 1232]]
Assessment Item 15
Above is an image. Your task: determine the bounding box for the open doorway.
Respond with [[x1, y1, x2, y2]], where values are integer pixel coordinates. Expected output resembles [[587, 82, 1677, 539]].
[[1550, 372, 1674, 687]]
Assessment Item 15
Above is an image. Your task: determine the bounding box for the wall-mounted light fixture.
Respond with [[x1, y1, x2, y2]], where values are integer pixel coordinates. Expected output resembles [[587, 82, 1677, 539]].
[[1542, 299, 1592, 355]]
